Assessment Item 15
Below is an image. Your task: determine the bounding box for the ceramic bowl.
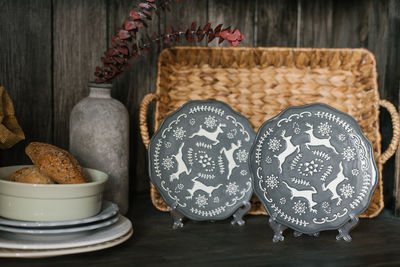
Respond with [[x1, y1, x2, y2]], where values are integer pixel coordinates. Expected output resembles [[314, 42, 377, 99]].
[[0, 165, 108, 222]]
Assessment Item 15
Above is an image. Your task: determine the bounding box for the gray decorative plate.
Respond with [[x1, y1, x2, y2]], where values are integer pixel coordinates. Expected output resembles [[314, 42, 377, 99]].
[[249, 103, 378, 234], [148, 100, 255, 221], [0, 201, 118, 228]]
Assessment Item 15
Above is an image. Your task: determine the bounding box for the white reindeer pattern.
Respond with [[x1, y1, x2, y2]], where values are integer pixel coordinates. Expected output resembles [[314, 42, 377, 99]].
[[169, 143, 191, 182], [220, 140, 241, 180], [274, 130, 300, 173], [186, 177, 223, 199], [282, 181, 318, 213], [322, 161, 349, 205], [304, 123, 338, 154], [189, 123, 226, 145]]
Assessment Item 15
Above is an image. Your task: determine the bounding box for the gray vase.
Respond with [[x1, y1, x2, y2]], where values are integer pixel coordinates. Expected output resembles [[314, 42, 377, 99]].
[[69, 83, 129, 215]]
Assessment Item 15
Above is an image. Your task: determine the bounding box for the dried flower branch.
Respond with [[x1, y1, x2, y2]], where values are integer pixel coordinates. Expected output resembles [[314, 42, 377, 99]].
[[94, 0, 245, 83]]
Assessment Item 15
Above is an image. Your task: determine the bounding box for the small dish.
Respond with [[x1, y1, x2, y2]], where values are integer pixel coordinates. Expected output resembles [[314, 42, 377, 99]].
[[0, 165, 108, 222], [0, 201, 118, 228], [0, 214, 119, 235]]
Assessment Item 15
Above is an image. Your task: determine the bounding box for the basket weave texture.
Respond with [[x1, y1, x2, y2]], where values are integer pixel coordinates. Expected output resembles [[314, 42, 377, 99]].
[[140, 47, 400, 218]]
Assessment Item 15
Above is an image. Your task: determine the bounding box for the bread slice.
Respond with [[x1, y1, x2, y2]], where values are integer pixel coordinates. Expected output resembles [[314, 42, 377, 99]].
[[9, 166, 54, 184], [25, 142, 87, 184]]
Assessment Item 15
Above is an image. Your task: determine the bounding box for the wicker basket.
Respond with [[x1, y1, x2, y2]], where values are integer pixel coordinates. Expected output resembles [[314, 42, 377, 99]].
[[140, 47, 400, 218]]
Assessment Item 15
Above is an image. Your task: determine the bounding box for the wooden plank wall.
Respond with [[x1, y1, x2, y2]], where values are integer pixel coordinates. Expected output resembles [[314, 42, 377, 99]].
[[1, 0, 399, 209]]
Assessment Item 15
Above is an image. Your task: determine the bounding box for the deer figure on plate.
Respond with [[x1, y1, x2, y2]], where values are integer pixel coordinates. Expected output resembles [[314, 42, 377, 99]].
[[282, 181, 318, 213], [322, 161, 349, 205], [304, 123, 338, 154], [189, 123, 226, 145], [170, 143, 191, 182], [274, 130, 300, 173], [186, 177, 223, 199], [220, 140, 241, 180]]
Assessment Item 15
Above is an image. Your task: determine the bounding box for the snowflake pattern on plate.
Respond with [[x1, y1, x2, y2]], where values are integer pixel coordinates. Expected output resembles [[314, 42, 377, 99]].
[[165, 142, 172, 148], [293, 200, 307, 215], [204, 115, 217, 129], [318, 122, 332, 136], [226, 182, 239, 196], [235, 149, 248, 163], [268, 137, 281, 152], [342, 146, 356, 161], [149, 100, 255, 221], [265, 174, 279, 189], [162, 156, 174, 170], [340, 183, 355, 199], [195, 194, 208, 208], [173, 127, 186, 140], [250, 103, 378, 234]]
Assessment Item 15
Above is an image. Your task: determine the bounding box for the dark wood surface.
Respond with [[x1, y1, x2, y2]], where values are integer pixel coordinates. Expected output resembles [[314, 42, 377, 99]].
[[2, 195, 400, 266], [0, 0, 399, 210]]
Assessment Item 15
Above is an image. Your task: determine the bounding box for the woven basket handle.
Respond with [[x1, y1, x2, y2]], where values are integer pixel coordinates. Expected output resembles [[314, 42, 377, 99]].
[[139, 93, 159, 149], [378, 100, 400, 164]]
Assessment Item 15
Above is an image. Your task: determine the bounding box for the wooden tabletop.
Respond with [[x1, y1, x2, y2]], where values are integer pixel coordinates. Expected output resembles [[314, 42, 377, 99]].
[[2, 195, 400, 266]]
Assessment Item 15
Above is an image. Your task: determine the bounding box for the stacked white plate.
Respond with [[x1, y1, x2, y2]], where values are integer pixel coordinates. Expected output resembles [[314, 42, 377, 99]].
[[0, 201, 133, 258]]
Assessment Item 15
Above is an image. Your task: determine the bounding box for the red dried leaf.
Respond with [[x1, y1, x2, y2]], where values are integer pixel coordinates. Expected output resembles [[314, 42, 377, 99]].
[[129, 10, 145, 20], [124, 20, 137, 31], [146, 0, 155, 2], [107, 48, 120, 56], [95, 78, 106, 83], [149, 3, 157, 9], [208, 32, 215, 43], [102, 57, 115, 64], [116, 46, 129, 55], [203, 23, 211, 33], [135, 20, 144, 28], [197, 31, 205, 42], [118, 29, 131, 40], [138, 2, 151, 9], [190, 21, 197, 31], [218, 37, 224, 44], [229, 40, 240, 47], [214, 24, 223, 34], [142, 10, 152, 19], [114, 57, 125, 64]]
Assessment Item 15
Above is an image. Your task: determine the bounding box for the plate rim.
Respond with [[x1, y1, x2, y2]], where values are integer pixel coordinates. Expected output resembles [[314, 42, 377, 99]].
[[148, 99, 255, 221], [249, 102, 379, 234], [0, 228, 133, 258], [0, 215, 132, 250], [0, 201, 119, 228]]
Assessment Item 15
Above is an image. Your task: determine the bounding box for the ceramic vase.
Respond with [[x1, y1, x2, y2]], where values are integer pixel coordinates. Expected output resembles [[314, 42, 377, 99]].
[[69, 83, 129, 215]]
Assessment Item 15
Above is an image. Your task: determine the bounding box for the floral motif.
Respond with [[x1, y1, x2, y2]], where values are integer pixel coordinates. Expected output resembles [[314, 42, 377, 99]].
[[342, 146, 356, 161], [213, 197, 220, 203], [338, 134, 346, 141], [177, 183, 184, 190], [298, 160, 322, 176], [294, 127, 301, 134], [265, 156, 272, 164], [235, 149, 248, 163], [162, 156, 174, 170], [173, 127, 186, 140], [204, 115, 217, 129], [265, 174, 279, 189], [165, 142, 172, 148], [226, 182, 239, 196], [189, 118, 196, 125], [318, 122, 332, 136], [279, 197, 286, 204], [240, 170, 248, 176], [352, 169, 360, 176], [268, 137, 281, 152], [227, 130, 236, 139], [197, 153, 213, 168], [195, 194, 208, 208], [293, 200, 306, 215], [340, 183, 355, 199]]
